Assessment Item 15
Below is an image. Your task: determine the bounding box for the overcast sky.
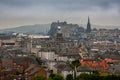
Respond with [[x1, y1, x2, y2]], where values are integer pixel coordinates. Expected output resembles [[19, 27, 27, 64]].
[[0, 0, 120, 29]]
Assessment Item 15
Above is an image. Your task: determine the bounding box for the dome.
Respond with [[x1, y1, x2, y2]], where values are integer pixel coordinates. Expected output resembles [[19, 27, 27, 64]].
[[58, 26, 61, 29]]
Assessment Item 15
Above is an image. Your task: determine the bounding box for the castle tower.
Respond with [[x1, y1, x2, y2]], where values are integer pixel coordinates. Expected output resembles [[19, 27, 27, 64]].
[[86, 17, 91, 33], [56, 26, 63, 41]]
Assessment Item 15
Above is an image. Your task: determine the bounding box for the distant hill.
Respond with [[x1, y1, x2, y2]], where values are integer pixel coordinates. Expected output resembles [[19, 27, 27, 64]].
[[0, 23, 119, 35], [0, 24, 50, 34], [79, 24, 120, 29]]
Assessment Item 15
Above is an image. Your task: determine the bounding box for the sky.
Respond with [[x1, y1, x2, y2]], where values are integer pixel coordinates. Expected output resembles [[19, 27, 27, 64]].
[[0, 0, 120, 29]]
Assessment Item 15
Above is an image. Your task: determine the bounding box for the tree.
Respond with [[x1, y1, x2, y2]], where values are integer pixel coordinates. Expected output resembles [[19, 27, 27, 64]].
[[8, 74, 17, 79], [76, 73, 90, 80], [36, 57, 42, 65], [71, 60, 80, 68], [33, 75, 47, 80], [66, 74, 73, 80], [92, 70, 99, 75], [46, 78, 53, 80], [69, 60, 80, 78], [52, 74, 64, 80], [93, 28, 97, 31], [49, 74, 56, 79]]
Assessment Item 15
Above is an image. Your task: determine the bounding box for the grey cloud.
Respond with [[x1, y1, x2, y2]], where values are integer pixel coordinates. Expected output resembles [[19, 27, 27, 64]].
[[0, 0, 120, 10], [0, 0, 120, 14], [0, 0, 57, 7], [54, 0, 120, 11], [0, 0, 120, 28], [0, 0, 30, 7]]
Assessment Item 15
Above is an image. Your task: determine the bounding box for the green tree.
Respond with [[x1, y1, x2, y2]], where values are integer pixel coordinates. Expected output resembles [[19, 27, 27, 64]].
[[92, 70, 99, 75], [66, 74, 73, 80], [49, 74, 56, 79], [76, 73, 90, 80], [36, 57, 42, 65], [52, 74, 64, 80], [33, 75, 47, 80], [93, 28, 97, 31], [8, 74, 17, 79], [46, 78, 53, 80], [69, 60, 80, 78]]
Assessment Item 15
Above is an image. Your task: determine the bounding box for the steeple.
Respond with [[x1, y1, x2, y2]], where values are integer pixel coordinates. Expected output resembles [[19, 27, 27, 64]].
[[86, 16, 91, 33], [88, 16, 90, 24]]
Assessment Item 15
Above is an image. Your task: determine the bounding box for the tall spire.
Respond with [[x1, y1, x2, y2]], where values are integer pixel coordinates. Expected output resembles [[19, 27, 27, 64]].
[[86, 16, 91, 33], [88, 16, 90, 24]]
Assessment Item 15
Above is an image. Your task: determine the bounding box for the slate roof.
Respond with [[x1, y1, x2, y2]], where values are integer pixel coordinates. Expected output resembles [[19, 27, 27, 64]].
[[25, 64, 37, 72], [109, 65, 120, 74], [77, 66, 92, 72], [29, 67, 41, 76], [63, 65, 73, 71], [13, 57, 37, 65], [54, 64, 66, 70]]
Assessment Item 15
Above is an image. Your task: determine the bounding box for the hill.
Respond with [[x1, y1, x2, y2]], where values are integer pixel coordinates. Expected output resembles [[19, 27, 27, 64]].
[[0, 24, 50, 34]]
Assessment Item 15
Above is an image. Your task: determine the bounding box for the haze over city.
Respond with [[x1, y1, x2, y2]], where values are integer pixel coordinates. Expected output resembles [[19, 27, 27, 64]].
[[1, 1, 120, 80], [0, 0, 120, 29]]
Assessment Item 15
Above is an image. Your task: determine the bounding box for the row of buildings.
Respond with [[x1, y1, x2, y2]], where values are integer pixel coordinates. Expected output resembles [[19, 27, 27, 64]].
[[0, 19, 120, 79]]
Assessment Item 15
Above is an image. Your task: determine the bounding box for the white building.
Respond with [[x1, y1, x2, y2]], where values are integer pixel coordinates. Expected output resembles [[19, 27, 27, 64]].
[[37, 52, 56, 61]]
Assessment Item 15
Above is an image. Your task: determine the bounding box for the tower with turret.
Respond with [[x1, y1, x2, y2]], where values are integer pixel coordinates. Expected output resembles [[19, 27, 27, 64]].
[[56, 26, 63, 41]]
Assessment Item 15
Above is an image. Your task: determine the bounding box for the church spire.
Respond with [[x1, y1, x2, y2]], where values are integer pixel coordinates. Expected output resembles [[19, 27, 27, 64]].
[[88, 16, 90, 24], [86, 16, 91, 33]]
